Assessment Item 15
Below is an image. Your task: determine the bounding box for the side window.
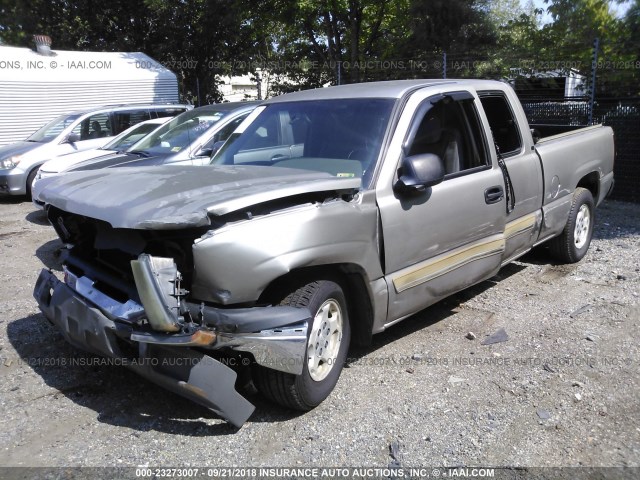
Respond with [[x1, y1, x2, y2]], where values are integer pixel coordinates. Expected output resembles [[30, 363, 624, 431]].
[[112, 110, 152, 135], [478, 93, 522, 156], [242, 113, 282, 150], [408, 98, 489, 176], [71, 113, 112, 140]]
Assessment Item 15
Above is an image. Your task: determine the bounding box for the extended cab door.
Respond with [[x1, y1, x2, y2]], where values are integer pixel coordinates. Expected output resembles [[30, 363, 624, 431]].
[[376, 90, 507, 324], [477, 90, 544, 262]]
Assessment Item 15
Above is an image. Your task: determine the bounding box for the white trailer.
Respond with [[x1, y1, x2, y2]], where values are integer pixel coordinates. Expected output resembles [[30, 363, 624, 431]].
[[0, 44, 180, 145]]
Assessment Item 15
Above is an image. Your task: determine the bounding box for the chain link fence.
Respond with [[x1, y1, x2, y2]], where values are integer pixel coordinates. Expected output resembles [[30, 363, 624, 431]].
[[215, 38, 638, 202], [314, 47, 639, 202], [517, 97, 638, 203]]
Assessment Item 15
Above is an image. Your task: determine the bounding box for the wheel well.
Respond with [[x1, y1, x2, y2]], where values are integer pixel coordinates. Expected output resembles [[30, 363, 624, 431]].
[[26, 164, 42, 197], [576, 172, 599, 202], [259, 264, 374, 347]]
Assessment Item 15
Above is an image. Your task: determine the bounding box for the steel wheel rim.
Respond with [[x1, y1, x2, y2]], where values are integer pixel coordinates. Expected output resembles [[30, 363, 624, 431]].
[[307, 299, 343, 381], [574, 204, 591, 249]]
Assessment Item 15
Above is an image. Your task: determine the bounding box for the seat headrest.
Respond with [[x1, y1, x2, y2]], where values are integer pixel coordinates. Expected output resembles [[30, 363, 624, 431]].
[[418, 116, 442, 144]]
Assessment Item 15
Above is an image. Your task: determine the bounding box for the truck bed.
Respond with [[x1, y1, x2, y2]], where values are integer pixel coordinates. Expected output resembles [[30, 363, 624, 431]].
[[532, 123, 615, 242]]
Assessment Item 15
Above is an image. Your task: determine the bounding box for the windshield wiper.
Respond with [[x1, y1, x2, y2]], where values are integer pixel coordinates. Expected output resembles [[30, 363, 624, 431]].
[[130, 150, 151, 157]]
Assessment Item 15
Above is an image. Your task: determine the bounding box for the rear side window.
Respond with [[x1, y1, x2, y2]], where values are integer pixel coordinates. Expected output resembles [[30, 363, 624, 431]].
[[112, 110, 152, 135], [478, 93, 522, 156]]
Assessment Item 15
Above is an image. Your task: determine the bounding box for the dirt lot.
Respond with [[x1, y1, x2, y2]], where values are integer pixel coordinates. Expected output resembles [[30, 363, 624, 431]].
[[0, 197, 638, 473]]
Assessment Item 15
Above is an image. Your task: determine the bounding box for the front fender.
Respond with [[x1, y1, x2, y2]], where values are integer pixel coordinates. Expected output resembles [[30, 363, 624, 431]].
[[191, 198, 382, 305]]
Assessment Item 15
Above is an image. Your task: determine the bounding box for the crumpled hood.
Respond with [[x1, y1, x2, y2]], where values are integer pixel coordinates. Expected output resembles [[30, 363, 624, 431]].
[[38, 165, 361, 229]]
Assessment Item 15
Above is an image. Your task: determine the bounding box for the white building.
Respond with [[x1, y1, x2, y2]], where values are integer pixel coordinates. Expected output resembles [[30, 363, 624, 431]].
[[218, 69, 296, 102], [0, 41, 180, 145], [511, 68, 587, 98], [218, 73, 263, 102]]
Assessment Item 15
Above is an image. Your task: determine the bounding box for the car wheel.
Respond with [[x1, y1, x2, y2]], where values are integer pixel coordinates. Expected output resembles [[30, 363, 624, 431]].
[[254, 279, 350, 410], [549, 187, 595, 263]]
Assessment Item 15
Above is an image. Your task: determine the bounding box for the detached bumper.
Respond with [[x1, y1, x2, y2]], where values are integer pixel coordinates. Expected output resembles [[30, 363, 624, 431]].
[[33, 269, 310, 427]]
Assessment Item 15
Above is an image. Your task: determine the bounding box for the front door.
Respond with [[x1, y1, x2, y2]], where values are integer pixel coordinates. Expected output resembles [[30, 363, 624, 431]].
[[376, 90, 507, 324]]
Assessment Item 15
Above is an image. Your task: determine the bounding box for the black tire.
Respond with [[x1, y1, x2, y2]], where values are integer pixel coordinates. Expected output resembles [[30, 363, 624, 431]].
[[549, 187, 595, 263], [254, 280, 351, 410], [26, 167, 39, 201]]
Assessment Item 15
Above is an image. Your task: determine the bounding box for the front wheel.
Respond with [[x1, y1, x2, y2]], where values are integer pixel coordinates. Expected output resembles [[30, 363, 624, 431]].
[[26, 167, 39, 201], [254, 279, 350, 410], [549, 187, 595, 263]]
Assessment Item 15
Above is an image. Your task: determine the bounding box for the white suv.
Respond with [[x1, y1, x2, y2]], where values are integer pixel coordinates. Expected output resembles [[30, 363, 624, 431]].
[[0, 103, 190, 198]]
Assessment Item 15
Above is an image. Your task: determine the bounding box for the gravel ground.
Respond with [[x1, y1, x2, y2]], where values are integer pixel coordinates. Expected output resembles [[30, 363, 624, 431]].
[[0, 197, 638, 473]]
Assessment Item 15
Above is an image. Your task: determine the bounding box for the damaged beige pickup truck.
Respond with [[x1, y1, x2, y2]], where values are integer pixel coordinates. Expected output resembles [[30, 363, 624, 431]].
[[34, 80, 614, 427]]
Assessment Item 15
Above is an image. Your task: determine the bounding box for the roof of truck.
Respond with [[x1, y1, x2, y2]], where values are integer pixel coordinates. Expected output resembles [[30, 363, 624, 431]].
[[264, 79, 510, 103]]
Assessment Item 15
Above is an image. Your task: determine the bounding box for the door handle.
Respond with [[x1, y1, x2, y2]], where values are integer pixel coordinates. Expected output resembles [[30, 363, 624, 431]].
[[485, 186, 504, 204]]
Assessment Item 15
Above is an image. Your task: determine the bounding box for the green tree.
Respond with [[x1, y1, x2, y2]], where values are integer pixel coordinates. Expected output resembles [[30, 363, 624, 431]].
[[543, 0, 627, 95], [406, 0, 495, 55], [260, 0, 499, 87], [257, 0, 413, 86], [2, 0, 635, 99], [0, 0, 153, 51], [143, 0, 260, 103], [605, 0, 640, 95], [488, 0, 526, 27], [401, 0, 499, 79]]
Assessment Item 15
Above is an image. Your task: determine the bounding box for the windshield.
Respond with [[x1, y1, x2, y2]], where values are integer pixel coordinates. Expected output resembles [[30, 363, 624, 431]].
[[102, 122, 164, 152], [211, 99, 395, 188], [27, 114, 81, 143], [129, 108, 230, 156]]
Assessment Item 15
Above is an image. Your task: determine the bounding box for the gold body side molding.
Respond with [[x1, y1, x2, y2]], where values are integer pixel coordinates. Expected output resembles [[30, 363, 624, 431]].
[[392, 235, 506, 293]]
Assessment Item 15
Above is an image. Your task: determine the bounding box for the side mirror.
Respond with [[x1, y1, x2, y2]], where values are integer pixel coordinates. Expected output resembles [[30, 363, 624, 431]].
[[394, 153, 445, 194], [65, 133, 80, 144]]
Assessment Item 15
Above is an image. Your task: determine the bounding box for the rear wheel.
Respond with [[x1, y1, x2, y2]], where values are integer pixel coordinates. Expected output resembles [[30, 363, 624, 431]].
[[254, 279, 350, 410], [549, 187, 595, 263]]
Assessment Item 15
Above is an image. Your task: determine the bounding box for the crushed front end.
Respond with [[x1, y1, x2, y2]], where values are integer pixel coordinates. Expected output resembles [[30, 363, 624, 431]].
[[33, 206, 310, 428]]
